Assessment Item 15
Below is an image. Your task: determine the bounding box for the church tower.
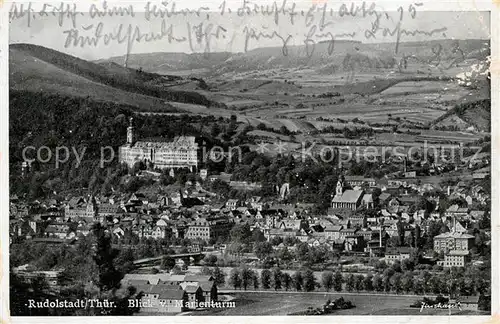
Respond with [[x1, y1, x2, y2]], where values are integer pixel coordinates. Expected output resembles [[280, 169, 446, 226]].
[[336, 176, 345, 196], [127, 117, 136, 145]]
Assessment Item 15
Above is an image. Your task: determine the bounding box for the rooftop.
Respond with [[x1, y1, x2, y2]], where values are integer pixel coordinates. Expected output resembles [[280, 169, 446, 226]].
[[332, 190, 364, 203], [126, 136, 197, 149]]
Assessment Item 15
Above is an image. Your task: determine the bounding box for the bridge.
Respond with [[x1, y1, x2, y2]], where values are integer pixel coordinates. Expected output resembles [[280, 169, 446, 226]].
[[133, 252, 205, 267]]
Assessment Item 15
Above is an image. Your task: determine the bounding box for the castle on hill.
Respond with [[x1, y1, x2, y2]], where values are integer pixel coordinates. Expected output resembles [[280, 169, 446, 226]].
[[118, 118, 198, 171]]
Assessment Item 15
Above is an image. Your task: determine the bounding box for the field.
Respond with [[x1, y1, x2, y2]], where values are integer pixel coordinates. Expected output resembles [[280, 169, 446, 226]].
[[186, 291, 486, 316]]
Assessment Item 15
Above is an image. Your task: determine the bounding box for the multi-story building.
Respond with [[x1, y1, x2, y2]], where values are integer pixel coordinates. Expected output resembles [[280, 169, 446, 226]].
[[185, 217, 233, 241], [384, 247, 414, 264], [437, 250, 470, 268], [64, 196, 97, 222], [433, 231, 475, 253], [344, 176, 376, 188], [118, 118, 198, 171]]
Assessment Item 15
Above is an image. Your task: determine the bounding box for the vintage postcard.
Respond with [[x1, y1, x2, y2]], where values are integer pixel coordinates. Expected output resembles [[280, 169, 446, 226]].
[[1, 0, 497, 322]]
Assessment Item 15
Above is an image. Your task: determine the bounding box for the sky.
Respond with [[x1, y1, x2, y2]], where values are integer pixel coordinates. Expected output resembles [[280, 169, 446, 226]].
[[9, 4, 491, 61]]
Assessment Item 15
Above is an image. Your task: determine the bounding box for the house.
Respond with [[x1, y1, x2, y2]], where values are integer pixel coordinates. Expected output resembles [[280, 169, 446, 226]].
[[384, 247, 414, 264], [184, 285, 203, 305], [76, 223, 92, 236], [199, 281, 217, 303], [278, 219, 302, 231], [12, 268, 62, 291], [44, 223, 74, 240], [362, 194, 374, 209], [445, 205, 469, 220], [437, 250, 470, 268], [344, 235, 364, 252], [137, 284, 188, 313], [225, 199, 240, 210], [112, 226, 125, 238], [248, 196, 264, 210], [348, 214, 366, 228], [64, 196, 97, 222], [97, 203, 120, 219], [340, 228, 358, 240], [344, 176, 376, 188], [358, 229, 373, 241], [10, 220, 37, 241], [296, 228, 310, 242], [324, 225, 343, 241], [151, 225, 170, 239], [378, 193, 392, 206], [208, 172, 232, 183], [469, 210, 486, 221]]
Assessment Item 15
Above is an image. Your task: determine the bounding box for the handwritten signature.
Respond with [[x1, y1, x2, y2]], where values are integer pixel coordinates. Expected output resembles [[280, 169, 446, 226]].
[[11, 0, 454, 61], [63, 20, 227, 56]]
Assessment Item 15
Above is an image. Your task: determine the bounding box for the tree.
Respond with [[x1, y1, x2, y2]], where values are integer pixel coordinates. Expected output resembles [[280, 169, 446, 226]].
[[171, 265, 182, 274], [229, 268, 242, 290], [240, 267, 254, 291], [321, 271, 334, 291], [252, 272, 260, 289], [161, 256, 176, 271], [345, 274, 355, 292], [363, 274, 374, 291], [271, 267, 283, 291], [295, 243, 310, 262], [212, 267, 226, 287], [261, 269, 272, 289], [282, 272, 292, 291], [92, 223, 122, 291], [373, 274, 383, 292], [276, 247, 294, 265], [203, 254, 218, 266], [230, 223, 252, 244], [210, 123, 221, 137], [390, 273, 403, 294], [333, 271, 343, 292], [254, 241, 273, 260], [303, 269, 317, 292], [401, 273, 414, 293], [114, 248, 136, 274], [354, 274, 364, 291], [252, 229, 266, 242], [401, 259, 414, 272], [292, 271, 303, 291]]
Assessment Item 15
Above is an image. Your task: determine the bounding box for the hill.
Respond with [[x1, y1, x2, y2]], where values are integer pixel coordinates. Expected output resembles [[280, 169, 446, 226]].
[[431, 99, 491, 132], [99, 39, 490, 76], [9, 43, 220, 111]]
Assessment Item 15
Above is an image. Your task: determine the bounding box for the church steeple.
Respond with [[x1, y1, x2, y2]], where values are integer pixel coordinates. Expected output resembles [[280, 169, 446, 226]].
[[336, 176, 345, 196], [127, 117, 136, 145]]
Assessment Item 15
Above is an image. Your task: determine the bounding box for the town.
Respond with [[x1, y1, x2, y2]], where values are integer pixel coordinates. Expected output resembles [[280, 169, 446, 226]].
[[10, 112, 491, 315], [8, 8, 491, 316]]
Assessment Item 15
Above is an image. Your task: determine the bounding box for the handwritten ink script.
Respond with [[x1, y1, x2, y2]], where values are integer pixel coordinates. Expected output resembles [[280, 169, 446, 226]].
[[9, 1, 449, 58]]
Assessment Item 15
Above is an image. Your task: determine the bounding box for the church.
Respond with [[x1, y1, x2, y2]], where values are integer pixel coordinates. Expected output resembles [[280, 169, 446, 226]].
[[118, 118, 198, 171], [331, 176, 364, 210]]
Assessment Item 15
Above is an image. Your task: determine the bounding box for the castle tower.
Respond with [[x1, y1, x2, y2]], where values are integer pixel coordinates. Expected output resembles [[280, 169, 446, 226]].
[[127, 117, 136, 145]]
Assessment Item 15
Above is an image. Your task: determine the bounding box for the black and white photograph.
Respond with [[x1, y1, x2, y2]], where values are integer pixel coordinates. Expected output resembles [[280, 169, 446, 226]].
[[5, 0, 494, 318]]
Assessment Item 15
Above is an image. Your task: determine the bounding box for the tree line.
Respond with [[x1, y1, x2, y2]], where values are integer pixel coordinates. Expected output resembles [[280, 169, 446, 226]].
[[207, 262, 489, 297]]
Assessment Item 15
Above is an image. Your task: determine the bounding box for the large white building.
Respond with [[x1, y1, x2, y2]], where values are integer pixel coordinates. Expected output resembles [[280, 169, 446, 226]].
[[118, 118, 198, 171]]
